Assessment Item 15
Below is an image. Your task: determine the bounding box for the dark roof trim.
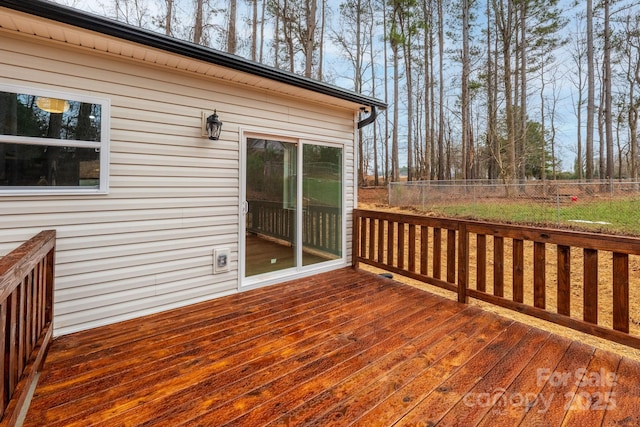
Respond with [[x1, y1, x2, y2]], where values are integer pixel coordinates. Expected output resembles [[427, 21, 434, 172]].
[[1, 0, 386, 110]]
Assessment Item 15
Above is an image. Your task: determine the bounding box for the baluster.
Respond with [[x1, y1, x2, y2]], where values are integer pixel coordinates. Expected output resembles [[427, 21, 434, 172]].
[[408, 224, 416, 272], [433, 228, 442, 279], [613, 252, 629, 333], [447, 229, 456, 283], [398, 223, 405, 269], [584, 248, 598, 324], [557, 245, 571, 316], [368, 218, 376, 260], [513, 239, 524, 303], [377, 219, 384, 263], [476, 234, 486, 292], [494, 236, 504, 297], [387, 221, 395, 268], [420, 225, 429, 276], [534, 242, 546, 309]]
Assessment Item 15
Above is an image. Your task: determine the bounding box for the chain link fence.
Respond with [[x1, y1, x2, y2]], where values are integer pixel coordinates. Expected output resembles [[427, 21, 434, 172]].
[[389, 180, 640, 234]]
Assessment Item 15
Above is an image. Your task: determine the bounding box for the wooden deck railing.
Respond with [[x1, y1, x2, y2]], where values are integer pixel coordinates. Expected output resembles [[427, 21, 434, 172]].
[[248, 201, 341, 255], [353, 209, 640, 349], [0, 231, 55, 426]]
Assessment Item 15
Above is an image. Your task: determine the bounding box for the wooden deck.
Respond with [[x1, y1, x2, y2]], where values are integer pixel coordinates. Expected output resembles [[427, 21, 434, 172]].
[[24, 268, 640, 426]]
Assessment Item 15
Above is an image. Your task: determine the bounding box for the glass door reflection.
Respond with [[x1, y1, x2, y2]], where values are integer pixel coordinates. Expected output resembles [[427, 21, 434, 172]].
[[245, 138, 297, 277]]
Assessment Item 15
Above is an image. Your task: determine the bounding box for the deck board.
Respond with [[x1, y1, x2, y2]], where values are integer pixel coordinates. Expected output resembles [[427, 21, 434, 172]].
[[23, 268, 640, 426]]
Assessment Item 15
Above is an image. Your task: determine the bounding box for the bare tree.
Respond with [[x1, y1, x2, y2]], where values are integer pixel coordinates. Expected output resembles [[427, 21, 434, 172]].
[[304, 0, 318, 77], [383, 0, 391, 183], [194, 0, 204, 44], [164, 0, 173, 35], [227, 0, 237, 53], [333, 0, 371, 184], [259, 0, 266, 62], [368, 0, 379, 185], [586, 0, 595, 179], [493, 0, 516, 183], [251, 0, 258, 60], [461, 0, 473, 179], [604, 0, 613, 180], [485, 0, 499, 180], [568, 14, 587, 180], [437, 0, 445, 180], [318, 0, 326, 80], [390, 0, 401, 182]]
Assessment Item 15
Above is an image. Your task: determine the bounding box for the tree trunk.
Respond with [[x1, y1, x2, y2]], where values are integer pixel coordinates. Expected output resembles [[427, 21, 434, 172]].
[[164, 0, 173, 36], [437, 0, 445, 180], [486, 0, 497, 180], [599, 79, 606, 179], [392, 38, 400, 182], [383, 0, 390, 183], [519, 0, 527, 182], [603, 0, 613, 180], [251, 0, 258, 61], [304, 0, 317, 78], [540, 58, 546, 182], [461, 0, 472, 180], [369, 0, 378, 186], [318, 0, 325, 80], [429, 2, 436, 180], [259, 0, 266, 62], [227, 0, 237, 54], [586, 0, 595, 179], [422, 0, 431, 181], [495, 0, 516, 183], [194, 0, 204, 44], [404, 16, 414, 182]]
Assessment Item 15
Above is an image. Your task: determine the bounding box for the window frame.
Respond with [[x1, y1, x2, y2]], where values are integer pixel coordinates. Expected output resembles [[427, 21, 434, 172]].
[[0, 84, 110, 196]]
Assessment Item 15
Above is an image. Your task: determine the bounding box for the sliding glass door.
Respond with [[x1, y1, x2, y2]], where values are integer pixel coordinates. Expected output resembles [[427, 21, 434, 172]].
[[302, 144, 342, 266], [243, 137, 343, 281]]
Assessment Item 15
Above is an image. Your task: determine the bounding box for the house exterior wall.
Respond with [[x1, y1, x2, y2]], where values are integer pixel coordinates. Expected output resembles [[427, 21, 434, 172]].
[[0, 31, 357, 335]]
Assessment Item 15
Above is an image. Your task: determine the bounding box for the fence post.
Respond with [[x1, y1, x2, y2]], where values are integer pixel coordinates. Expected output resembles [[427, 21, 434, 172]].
[[457, 223, 468, 303]]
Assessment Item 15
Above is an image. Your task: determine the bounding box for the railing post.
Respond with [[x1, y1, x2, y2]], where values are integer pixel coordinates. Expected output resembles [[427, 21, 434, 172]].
[[352, 210, 360, 269], [457, 223, 468, 303]]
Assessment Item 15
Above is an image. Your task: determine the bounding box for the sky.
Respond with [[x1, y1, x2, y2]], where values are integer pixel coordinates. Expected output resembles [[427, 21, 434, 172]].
[[52, 0, 640, 176]]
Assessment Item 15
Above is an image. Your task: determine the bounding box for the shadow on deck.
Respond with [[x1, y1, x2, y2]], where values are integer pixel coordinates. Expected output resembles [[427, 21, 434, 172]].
[[24, 268, 640, 426]]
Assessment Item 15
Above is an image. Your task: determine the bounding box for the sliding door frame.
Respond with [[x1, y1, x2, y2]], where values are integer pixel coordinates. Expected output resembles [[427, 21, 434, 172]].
[[239, 128, 347, 290]]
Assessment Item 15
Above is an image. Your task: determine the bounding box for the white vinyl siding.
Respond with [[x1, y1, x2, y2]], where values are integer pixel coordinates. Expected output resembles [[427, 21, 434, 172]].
[[0, 29, 357, 335]]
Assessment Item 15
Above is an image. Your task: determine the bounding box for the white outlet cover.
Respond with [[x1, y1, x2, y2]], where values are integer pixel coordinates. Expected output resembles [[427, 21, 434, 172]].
[[214, 248, 230, 273]]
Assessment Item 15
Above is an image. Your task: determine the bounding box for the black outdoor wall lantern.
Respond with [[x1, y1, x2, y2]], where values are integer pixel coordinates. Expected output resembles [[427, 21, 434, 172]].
[[206, 110, 223, 140]]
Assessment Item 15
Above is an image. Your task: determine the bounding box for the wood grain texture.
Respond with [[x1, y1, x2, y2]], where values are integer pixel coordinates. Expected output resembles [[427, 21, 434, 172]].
[[494, 236, 504, 297], [557, 245, 571, 316], [534, 241, 546, 309], [420, 225, 428, 276], [433, 228, 442, 279], [613, 252, 629, 333], [584, 248, 599, 324], [23, 268, 640, 427], [512, 238, 524, 303], [476, 234, 486, 292]]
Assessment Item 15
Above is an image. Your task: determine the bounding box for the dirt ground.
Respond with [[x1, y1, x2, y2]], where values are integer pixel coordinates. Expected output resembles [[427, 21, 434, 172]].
[[357, 186, 640, 361]]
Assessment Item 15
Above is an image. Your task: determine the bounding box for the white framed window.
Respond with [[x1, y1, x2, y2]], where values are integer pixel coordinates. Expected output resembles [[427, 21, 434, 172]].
[[0, 84, 110, 195]]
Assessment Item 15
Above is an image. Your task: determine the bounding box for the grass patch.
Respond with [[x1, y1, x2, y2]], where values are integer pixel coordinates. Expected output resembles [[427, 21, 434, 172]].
[[429, 198, 640, 236]]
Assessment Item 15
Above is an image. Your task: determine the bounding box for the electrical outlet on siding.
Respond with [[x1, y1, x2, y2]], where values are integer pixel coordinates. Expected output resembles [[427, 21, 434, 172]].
[[213, 248, 230, 273]]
